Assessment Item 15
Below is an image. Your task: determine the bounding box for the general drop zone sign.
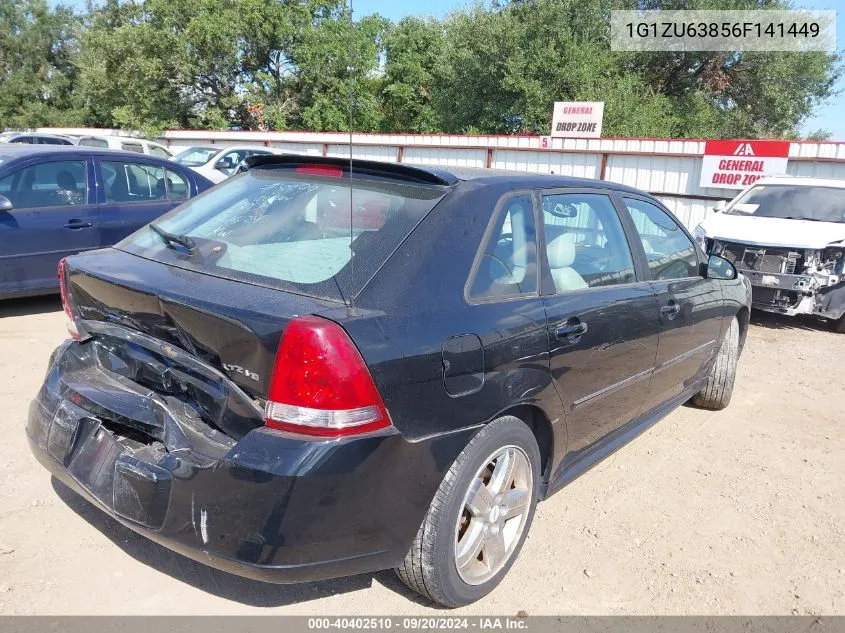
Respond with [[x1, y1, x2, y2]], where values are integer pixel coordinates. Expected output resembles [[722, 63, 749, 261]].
[[700, 140, 790, 190], [551, 102, 604, 138]]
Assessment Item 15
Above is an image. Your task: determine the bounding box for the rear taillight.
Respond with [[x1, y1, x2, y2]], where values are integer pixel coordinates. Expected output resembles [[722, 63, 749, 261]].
[[264, 315, 391, 437], [57, 258, 80, 340]]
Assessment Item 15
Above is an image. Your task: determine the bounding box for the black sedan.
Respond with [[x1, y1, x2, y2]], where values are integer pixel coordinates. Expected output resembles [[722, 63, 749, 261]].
[[27, 156, 751, 606]]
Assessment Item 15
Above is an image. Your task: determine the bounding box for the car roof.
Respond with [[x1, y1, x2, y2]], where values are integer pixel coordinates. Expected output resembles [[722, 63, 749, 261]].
[[445, 166, 646, 193], [244, 154, 649, 195], [1, 132, 71, 139], [212, 145, 273, 152], [751, 175, 845, 189], [0, 144, 190, 164]]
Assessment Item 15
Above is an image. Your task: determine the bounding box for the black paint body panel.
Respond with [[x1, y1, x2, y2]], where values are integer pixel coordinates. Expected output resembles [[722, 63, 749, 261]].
[[27, 164, 751, 583]]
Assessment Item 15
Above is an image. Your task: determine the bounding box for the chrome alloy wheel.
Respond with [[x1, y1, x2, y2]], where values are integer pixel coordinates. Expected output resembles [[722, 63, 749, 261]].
[[454, 445, 533, 585]]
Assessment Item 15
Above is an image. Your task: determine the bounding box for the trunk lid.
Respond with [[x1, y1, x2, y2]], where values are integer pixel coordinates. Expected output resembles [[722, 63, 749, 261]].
[[63, 248, 341, 440]]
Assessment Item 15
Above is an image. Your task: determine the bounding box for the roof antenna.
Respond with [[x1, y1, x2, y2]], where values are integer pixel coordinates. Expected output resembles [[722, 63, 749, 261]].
[[347, 0, 356, 314]]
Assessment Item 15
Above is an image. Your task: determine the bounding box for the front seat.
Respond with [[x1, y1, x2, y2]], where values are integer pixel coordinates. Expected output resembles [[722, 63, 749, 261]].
[[547, 233, 588, 292]]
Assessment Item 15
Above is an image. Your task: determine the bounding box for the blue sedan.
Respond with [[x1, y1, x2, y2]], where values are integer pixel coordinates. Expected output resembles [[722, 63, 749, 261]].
[[0, 145, 214, 298]]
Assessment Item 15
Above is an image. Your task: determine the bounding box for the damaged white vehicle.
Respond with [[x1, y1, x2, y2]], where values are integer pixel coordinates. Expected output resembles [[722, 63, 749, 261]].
[[695, 176, 845, 332]]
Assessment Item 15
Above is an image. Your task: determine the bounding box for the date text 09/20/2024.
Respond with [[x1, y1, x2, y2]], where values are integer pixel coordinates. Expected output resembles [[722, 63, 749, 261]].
[[307, 618, 528, 630]]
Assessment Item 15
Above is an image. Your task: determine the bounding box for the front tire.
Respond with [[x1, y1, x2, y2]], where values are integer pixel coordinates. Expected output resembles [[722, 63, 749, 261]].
[[395, 416, 540, 607], [692, 316, 740, 410], [830, 314, 845, 334]]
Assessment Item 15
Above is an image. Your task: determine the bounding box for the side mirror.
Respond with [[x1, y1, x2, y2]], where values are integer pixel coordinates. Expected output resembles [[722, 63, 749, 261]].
[[713, 200, 727, 213], [705, 254, 737, 280], [0, 194, 12, 212]]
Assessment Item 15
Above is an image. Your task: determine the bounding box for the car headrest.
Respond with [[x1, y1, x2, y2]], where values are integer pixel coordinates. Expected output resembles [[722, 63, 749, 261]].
[[546, 233, 577, 268], [56, 170, 76, 191]]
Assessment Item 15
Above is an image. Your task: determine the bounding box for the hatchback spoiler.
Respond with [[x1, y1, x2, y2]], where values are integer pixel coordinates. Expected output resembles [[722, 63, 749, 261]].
[[237, 154, 460, 187]]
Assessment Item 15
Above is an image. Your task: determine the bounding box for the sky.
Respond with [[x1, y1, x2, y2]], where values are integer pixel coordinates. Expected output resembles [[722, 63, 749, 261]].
[[793, 0, 845, 140]]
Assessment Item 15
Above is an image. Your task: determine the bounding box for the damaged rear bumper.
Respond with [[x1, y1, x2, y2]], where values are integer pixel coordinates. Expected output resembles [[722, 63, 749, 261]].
[[26, 342, 461, 584]]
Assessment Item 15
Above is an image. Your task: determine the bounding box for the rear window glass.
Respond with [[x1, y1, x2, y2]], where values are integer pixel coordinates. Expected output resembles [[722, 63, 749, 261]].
[[117, 169, 447, 302]]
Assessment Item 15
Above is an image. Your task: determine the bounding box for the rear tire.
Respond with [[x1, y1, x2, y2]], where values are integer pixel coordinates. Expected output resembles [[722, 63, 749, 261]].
[[830, 315, 845, 334], [692, 316, 739, 410], [395, 416, 540, 607]]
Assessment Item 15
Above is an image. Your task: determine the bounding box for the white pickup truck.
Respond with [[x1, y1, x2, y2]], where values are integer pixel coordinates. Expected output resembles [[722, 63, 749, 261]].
[[695, 176, 845, 332]]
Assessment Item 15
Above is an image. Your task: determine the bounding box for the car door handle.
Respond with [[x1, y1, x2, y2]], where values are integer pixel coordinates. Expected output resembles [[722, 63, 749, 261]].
[[64, 219, 92, 229], [553, 319, 588, 344], [660, 302, 681, 319]]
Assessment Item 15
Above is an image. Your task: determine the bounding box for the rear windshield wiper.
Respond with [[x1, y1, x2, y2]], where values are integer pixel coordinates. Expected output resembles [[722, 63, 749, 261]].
[[149, 223, 197, 253]]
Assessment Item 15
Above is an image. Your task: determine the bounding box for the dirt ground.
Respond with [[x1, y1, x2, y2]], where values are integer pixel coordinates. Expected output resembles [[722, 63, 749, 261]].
[[0, 295, 842, 615]]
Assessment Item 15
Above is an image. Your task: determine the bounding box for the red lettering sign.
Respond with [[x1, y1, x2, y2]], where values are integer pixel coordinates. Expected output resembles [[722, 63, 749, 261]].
[[701, 139, 790, 190]]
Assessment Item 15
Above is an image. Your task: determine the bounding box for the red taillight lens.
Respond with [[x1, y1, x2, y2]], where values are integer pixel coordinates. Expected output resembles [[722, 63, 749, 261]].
[[294, 165, 343, 178], [264, 315, 391, 437], [57, 258, 80, 340]]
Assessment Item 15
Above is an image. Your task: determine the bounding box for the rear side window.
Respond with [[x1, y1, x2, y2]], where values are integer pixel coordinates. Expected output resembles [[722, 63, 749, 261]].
[[102, 160, 169, 202], [38, 136, 71, 145], [165, 169, 189, 200], [117, 169, 448, 302], [0, 160, 87, 208], [79, 137, 109, 148], [121, 141, 145, 153], [149, 145, 171, 159], [467, 194, 538, 301], [623, 198, 699, 280]]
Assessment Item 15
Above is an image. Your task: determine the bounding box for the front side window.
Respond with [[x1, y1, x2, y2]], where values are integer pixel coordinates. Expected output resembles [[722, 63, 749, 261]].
[[468, 194, 538, 300], [117, 169, 447, 302], [172, 147, 218, 166], [216, 150, 250, 173], [541, 193, 635, 292], [0, 160, 87, 208], [623, 198, 699, 281], [102, 160, 168, 203]]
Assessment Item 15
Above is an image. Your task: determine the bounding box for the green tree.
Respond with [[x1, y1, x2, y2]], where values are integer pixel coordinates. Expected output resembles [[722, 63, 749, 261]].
[[381, 17, 444, 133], [428, 0, 841, 138], [2, 0, 840, 139], [290, 8, 387, 131], [616, 0, 842, 138], [0, 0, 81, 128], [76, 0, 189, 134], [432, 0, 676, 136]]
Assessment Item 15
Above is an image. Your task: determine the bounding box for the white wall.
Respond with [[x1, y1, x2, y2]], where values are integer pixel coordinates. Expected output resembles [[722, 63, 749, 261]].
[[36, 127, 845, 229], [492, 150, 600, 178], [404, 147, 486, 168]]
